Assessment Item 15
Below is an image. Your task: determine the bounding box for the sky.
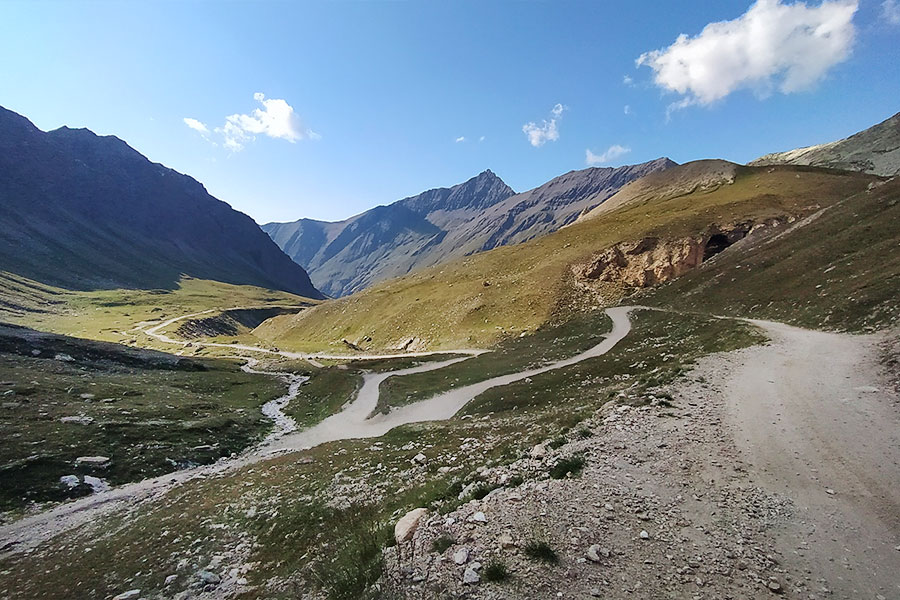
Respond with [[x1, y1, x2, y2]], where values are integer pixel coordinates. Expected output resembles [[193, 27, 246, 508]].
[[1, 0, 898, 224]]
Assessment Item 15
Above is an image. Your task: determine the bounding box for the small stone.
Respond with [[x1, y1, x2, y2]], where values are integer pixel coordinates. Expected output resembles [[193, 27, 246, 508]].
[[768, 580, 783, 593], [453, 548, 469, 565], [587, 544, 603, 563], [54, 353, 75, 362], [79, 393, 95, 400], [499, 532, 516, 548], [75, 456, 110, 467], [198, 570, 220, 585], [412, 453, 427, 465], [237, 577, 248, 585], [112, 591, 140, 600], [590, 588, 603, 597], [530, 444, 547, 459], [59, 475, 80, 488], [467, 511, 487, 523], [463, 566, 480, 585], [825, 488, 835, 495], [164, 574, 177, 586], [395, 508, 429, 544], [640, 530, 650, 540]]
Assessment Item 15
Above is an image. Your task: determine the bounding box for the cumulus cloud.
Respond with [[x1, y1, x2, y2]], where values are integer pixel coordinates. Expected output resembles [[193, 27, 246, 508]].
[[183, 117, 209, 134], [522, 103, 566, 147], [586, 145, 631, 166], [214, 93, 319, 151], [455, 136, 466, 143], [883, 0, 900, 24], [623, 75, 634, 86], [637, 0, 858, 108], [624, 105, 632, 115]]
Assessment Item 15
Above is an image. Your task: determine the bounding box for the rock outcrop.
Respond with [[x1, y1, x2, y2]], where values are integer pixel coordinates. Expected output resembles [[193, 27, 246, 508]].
[[575, 223, 761, 288]]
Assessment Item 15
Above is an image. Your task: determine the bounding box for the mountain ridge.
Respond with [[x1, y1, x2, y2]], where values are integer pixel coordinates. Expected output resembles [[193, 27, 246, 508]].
[[0, 106, 323, 299], [749, 110, 900, 176], [265, 158, 676, 297]]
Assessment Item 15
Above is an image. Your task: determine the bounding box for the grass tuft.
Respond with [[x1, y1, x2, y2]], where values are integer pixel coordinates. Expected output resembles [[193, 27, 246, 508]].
[[524, 540, 559, 564]]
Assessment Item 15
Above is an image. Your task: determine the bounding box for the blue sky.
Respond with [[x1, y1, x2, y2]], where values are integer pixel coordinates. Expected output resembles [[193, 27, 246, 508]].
[[1, 0, 898, 224]]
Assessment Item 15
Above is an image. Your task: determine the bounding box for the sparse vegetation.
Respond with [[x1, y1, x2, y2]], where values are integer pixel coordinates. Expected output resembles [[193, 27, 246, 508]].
[[431, 535, 454, 553], [524, 540, 559, 563], [483, 559, 510, 582], [549, 455, 586, 479]]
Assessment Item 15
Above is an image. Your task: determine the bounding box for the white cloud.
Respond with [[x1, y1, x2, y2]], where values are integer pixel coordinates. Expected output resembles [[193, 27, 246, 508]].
[[623, 75, 634, 86], [637, 0, 858, 108], [522, 103, 566, 147], [183, 117, 209, 134], [215, 92, 319, 151], [479, 136, 486, 142], [586, 145, 631, 166], [455, 136, 466, 143], [883, 0, 900, 24], [624, 105, 632, 115]]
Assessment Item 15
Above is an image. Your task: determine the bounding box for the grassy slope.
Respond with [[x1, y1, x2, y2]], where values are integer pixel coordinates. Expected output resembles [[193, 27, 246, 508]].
[[0, 274, 313, 346], [0, 350, 285, 513], [643, 178, 900, 331], [256, 165, 874, 352], [0, 309, 763, 600]]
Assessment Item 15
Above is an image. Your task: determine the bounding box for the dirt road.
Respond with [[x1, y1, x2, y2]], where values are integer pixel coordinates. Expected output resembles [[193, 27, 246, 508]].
[[724, 320, 900, 599]]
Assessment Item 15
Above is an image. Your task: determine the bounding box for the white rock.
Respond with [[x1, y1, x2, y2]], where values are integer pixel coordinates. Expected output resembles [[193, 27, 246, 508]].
[[54, 353, 75, 362], [586, 544, 602, 562], [640, 530, 650, 540], [394, 508, 428, 544], [83, 475, 109, 492], [453, 548, 469, 565], [463, 566, 480, 585], [164, 574, 177, 586], [112, 591, 140, 600], [499, 532, 517, 548], [59, 475, 80, 488], [530, 444, 547, 459], [467, 511, 487, 523], [76, 456, 110, 466], [412, 453, 427, 465]]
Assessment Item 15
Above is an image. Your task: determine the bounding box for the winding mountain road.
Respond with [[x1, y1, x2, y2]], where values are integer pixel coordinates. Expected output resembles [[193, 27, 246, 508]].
[[0, 306, 638, 558]]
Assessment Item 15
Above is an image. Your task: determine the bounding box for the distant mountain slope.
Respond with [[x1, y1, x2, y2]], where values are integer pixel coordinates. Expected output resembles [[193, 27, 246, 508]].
[[0, 106, 323, 299], [750, 111, 900, 176], [256, 163, 880, 353], [265, 159, 675, 297]]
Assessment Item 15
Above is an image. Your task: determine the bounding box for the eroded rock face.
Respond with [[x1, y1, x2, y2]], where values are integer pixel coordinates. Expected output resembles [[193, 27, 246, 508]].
[[575, 223, 757, 288]]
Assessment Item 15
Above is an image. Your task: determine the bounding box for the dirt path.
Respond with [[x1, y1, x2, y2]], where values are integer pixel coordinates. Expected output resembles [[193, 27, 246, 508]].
[[0, 307, 637, 560], [723, 320, 900, 599]]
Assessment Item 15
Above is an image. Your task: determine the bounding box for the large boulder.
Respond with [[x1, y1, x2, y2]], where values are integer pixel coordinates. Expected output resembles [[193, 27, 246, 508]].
[[394, 507, 428, 544]]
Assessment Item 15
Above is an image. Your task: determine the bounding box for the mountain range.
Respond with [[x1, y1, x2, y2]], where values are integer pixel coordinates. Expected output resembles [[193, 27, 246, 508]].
[[0, 106, 323, 299], [264, 158, 676, 297]]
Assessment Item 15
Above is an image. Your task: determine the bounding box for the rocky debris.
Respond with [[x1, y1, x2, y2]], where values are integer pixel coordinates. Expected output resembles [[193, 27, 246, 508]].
[[395, 508, 429, 544], [111, 591, 140, 600], [164, 574, 177, 586], [382, 354, 798, 600], [411, 453, 427, 465], [392, 336, 428, 353], [59, 475, 80, 488], [54, 353, 75, 362]]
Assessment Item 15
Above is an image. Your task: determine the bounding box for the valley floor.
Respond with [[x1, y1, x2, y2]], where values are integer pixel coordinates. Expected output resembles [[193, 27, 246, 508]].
[[386, 320, 900, 599]]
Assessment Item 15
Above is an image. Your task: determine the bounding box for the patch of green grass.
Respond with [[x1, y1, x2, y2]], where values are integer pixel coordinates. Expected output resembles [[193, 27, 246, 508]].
[[524, 540, 559, 564], [431, 535, 455, 553], [483, 559, 510, 582], [549, 455, 585, 479], [373, 309, 615, 414], [0, 347, 285, 513], [470, 482, 501, 500]]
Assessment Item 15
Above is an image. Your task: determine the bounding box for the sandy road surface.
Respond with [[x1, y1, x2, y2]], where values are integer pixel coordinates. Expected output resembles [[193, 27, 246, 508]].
[[724, 320, 900, 599]]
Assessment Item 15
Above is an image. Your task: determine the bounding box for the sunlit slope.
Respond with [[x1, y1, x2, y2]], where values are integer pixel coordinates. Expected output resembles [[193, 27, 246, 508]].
[[645, 177, 900, 331], [255, 163, 875, 352], [0, 274, 315, 345]]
